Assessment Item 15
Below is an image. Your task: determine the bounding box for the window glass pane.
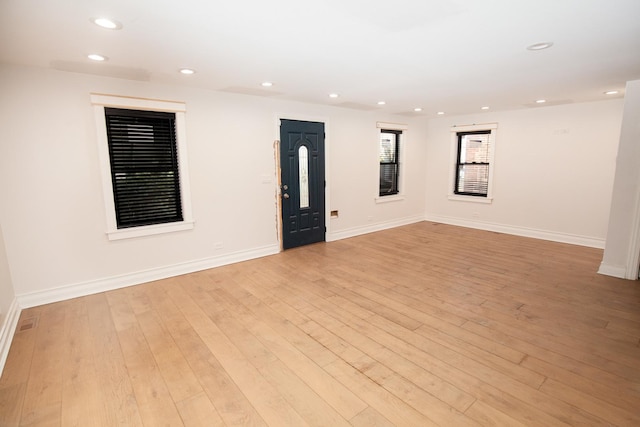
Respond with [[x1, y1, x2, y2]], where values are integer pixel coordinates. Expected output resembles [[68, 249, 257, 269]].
[[460, 133, 489, 163], [379, 133, 397, 162], [380, 164, 398, 194], [298, 145, 309, 209], [457, 164, 489, 195]]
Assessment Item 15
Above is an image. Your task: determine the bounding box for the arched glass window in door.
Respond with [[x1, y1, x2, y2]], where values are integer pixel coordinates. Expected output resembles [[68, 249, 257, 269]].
[[298, 145, 310, 209]]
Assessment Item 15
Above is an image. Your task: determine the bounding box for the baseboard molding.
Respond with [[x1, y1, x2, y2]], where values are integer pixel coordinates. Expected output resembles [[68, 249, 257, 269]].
[[425, 214, 606, 249], [0, 298, 21, 377], [17, 244, 280, 309], [597, 263, 628, 279], [327, 215, 425, 242]]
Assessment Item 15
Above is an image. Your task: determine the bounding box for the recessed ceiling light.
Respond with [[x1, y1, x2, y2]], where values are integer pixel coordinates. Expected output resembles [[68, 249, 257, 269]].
[[414, 107, 422, 112], [92, 17, 122, 30], [536, 99, 546, 104], [261, 82, 273, 87], [377, 101, 386, 105], [87, 54, 107, 61], [437, 111, 445, 115], [604, 90, 619, 95], [329, 93, 339, 98], [481, 106, 490, 110], [180, 68, 195, 75], [527, 42, 553, 51]]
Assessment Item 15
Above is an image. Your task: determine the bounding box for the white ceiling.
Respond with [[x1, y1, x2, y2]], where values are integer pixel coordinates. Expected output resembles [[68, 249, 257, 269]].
[[1, 0, 639, 116]]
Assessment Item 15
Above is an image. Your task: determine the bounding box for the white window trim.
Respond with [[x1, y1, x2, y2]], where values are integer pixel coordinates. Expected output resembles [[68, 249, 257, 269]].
[[90, 93, 194, 240], [375, 121, 407, 203], [448, 122, 497, 204]]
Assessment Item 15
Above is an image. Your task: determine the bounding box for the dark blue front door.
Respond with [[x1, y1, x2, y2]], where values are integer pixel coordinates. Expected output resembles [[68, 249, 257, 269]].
[[280, 119, 325, 249]]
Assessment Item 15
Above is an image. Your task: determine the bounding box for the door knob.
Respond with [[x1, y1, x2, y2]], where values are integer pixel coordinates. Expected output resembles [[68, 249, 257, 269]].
[[283, 193, 289, 199], [283, 184, 288, 190]]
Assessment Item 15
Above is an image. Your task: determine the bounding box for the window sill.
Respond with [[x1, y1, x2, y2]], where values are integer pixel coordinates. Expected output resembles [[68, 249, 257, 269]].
[[107, 220, 195, 241], [448, 195, 493, 204], [375, 195, 405, 204]]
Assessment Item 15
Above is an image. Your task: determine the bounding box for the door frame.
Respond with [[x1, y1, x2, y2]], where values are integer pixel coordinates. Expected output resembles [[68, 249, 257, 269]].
[[275, 113, 331, 251]]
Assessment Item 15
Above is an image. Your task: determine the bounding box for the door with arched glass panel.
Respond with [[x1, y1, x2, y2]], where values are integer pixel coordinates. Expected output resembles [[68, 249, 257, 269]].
[[279, 119, 325, 249]]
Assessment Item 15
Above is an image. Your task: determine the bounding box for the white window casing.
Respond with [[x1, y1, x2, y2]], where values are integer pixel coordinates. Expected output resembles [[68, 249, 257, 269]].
[[448, 122, 498, 204], [90, 94, 194, 240], [376, 121, 407, 203]]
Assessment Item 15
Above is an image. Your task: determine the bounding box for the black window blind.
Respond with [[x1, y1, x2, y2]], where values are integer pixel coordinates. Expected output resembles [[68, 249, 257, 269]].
[[105, 108, 183, 228]]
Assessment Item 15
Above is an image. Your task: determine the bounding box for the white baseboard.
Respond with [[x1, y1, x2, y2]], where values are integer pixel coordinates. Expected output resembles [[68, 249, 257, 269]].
[[597, 263, 627, 279], [425, 214, 605, 249], [0, 298, 21, 377], [17, 244, 280, 309], [327, 215, 424, 242]]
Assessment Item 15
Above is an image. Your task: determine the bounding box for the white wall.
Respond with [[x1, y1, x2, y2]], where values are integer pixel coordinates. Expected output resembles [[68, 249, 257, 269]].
[[0, 222, 18, 375], [600, 79, 640, 278], [424, 100, 623, 247], [0, 223, 15, 329], [0, 64, 428, 304]]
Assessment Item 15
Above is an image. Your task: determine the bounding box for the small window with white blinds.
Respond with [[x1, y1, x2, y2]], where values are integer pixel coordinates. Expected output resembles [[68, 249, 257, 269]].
[[455, 130, 491, 196], [448, 123, 497, 203]]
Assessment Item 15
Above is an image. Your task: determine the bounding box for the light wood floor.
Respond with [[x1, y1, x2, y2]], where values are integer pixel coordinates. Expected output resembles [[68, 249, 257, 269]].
[[1, 222, 640, 426]]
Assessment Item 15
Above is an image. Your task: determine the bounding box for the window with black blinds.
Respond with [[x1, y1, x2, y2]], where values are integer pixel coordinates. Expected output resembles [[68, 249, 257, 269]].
[[379, 130, 401, 196], [455, 130, 491, 197], [104, 108, 183, 228]]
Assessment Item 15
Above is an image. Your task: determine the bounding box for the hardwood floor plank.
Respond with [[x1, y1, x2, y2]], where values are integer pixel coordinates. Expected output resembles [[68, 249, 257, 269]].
[[84, 293, 144, 427], [324, 358, 440, 426], [539, 378, 640, 426], [135, 308, 204, 403], [334, 264, 470, 326], [106, 291, 184, 427], [206, 285, 369, 420], [60, 297, 104, 427], [0, 308, 40, 388], [300, 285, 605, 426], [167, 278, 310, 427], [348, 406, 395, 427], [175, 392, 225, 427], [0, 382, 26, 427], [464, 399, 528, 427], [217, 272, 339, 367], [323, 269, 539, 388], [0, 309, 41, 426], [521, 355, 640, 414], [155, 279, 267, 427], [258, 359, 352, 427], [269, 291, 479, 425], [413, 323, 546, 389], [2, 221, 639, 426], [462, 319, 639, 392], [19, 303, 67, 426], [465, 316, 640, 383]]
